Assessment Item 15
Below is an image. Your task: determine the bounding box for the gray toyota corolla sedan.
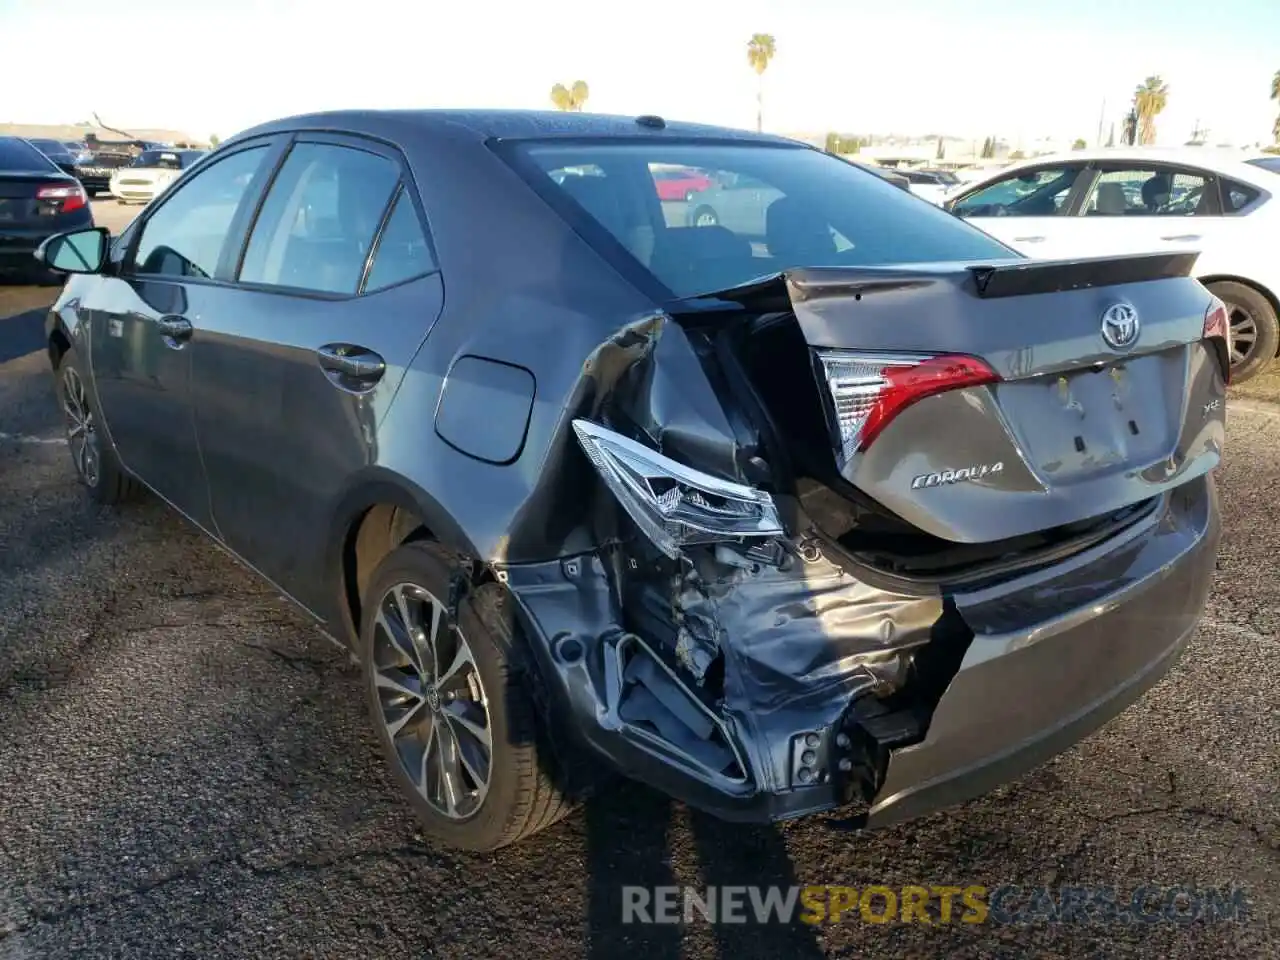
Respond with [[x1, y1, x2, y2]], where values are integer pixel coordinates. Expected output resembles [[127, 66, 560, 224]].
[[37, 110, 1226, 851]]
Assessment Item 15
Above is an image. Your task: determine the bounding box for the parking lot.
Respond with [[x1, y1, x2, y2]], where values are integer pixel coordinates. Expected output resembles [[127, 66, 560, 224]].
[[0, 199, 1277, 959]]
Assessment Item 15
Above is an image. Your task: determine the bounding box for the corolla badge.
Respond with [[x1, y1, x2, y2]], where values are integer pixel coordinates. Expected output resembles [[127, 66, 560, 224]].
[[911, 462, 1004, 490], [1100, 302, 1140, 351]]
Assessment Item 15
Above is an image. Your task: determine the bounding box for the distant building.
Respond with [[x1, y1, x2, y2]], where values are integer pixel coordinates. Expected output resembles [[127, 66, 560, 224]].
[[0, 122, 207, 149]]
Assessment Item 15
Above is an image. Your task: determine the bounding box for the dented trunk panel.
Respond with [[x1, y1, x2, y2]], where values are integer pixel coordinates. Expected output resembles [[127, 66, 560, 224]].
[[854, 341, 1225, 543], [771, 262, 1228, 544]]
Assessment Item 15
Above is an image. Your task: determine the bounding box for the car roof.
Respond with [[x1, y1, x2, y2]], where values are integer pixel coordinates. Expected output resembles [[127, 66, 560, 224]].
[[980, 146, 1278, 190], [232, 109, 802, 147]]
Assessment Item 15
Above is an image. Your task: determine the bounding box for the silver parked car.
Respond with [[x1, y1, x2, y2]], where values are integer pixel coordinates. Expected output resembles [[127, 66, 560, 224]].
[[37, 111, 1224, 851]]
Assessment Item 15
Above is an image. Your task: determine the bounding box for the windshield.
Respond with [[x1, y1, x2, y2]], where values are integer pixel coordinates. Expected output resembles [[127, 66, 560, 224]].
[[514, 142, 1012, 298], [132, 150, 190, 169], [0, 138, 57, 172], [1246, 156, 1280, 174]]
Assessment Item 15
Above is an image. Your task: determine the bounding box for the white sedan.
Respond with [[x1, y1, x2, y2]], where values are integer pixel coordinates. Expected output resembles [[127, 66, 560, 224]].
[[109, 148, 207, 205], [946, 147, 1280, 382]]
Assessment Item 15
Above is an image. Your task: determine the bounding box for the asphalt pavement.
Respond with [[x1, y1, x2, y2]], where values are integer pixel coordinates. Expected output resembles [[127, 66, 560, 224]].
[[0, 204, 1276, 958]]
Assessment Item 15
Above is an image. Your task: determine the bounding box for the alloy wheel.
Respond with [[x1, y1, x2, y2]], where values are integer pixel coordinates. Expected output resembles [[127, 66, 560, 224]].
[[1228, 305, 1258, 369], [61, 367, 100, 488], [371, 582, 492, 820]]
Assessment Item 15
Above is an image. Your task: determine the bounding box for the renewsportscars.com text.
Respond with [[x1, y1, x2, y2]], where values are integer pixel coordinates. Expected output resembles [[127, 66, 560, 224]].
[[621, 884, 1252, 926]]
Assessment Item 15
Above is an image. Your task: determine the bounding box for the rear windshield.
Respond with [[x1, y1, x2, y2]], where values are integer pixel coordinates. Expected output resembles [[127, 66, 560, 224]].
[[1245, 156, 1280, 174], [512, 142, 1013, 298], [0, 138, 56, 172]]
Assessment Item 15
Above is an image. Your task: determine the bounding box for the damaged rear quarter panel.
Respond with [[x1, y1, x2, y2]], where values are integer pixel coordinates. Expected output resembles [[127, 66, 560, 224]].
[[366, 134, 954, 817]]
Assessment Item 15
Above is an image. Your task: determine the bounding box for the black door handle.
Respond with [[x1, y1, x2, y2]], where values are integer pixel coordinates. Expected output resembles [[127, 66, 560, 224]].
[[156, 315, 192, 343], [317, 343, 386, 391]]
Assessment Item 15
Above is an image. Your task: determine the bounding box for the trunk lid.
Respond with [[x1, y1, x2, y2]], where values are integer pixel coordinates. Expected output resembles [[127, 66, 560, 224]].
[[711, 254, 1227, 545]]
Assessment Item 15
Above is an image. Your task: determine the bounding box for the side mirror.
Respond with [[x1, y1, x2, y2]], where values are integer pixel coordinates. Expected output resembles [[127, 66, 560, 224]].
[[35, 227, 110, 275]]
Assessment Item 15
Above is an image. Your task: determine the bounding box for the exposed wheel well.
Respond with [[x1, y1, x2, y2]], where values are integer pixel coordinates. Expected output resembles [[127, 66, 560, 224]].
[[1199, 274, 1280, 356], [342, 504, 436, 641], [48, 328, 71, 369]]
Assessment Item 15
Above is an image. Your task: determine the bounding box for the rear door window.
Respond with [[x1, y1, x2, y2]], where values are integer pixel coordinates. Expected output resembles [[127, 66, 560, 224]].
[[949, 164, 1085, 217], [238, 142, 400, 296], [1082, 167, 1211, 216]]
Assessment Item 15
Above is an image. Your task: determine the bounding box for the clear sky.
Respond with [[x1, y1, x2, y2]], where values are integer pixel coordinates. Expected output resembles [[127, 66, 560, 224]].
[[3, 0, 1278, 146]]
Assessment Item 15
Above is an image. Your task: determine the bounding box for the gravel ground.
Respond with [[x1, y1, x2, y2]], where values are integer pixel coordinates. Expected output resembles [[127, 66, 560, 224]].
[[0, 253, 1277, 958]]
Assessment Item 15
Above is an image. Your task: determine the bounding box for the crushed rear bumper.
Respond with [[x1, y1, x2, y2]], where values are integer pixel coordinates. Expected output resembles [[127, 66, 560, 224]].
[[867, 476, 1219, 826], [501, 473, 1219, 825]]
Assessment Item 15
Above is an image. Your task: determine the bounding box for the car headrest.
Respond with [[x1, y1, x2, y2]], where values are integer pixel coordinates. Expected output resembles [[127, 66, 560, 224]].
[[558, 175, 628, 238], [1093, 182, 1128, 215], [765, 195, 836, 263], [650, 226, 753, 290]]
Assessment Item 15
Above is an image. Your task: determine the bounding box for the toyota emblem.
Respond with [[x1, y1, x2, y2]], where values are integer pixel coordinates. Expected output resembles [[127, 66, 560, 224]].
[[1100, 302, 1140, 351]]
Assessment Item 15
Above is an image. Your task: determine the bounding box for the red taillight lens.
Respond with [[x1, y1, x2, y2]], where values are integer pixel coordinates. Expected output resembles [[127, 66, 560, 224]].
[[36, 183, 87, 214], [1203, 296, 1231, 384], [816, 351, 1001, 457]]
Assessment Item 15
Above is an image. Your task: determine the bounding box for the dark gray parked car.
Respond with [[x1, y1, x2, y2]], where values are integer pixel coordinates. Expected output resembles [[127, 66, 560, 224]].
[[37, 111, 1226, 851]]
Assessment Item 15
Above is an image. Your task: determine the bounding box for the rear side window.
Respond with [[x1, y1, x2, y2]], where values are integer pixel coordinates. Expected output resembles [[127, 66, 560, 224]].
[[1082, 167, 1210, 216], [950, 165, 1084, 217], [1221, 179, 1260, 212], [364, 189, 435, 291], [0, 138, 56, 172], [132, 145, 270, 279], [516, 142, 1011, 299], [239, 142, 399, 295]]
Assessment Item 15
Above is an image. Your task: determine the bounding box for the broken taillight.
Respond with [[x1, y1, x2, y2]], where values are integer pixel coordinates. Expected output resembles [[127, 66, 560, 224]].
[[1203, 296, 1231, 383], [815, 351, 1001, 459]]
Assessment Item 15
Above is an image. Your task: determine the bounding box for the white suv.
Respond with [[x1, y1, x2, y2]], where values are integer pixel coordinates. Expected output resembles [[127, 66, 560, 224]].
[[947, 147, 1280, 382]]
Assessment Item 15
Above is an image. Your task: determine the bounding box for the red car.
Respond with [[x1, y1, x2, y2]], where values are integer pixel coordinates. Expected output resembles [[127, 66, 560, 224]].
[[653, 167, 712, 201]]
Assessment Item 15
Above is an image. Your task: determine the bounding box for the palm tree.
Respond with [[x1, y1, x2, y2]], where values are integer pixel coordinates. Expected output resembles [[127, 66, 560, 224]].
[[1133, 76, 1169, 145], [550, 80, 589, 112], [746, 33, 776, 132], [1271, 70, 1280, 144]]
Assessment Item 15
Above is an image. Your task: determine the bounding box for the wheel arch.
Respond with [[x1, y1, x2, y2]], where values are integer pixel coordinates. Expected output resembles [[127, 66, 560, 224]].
[[326, 468, 481, 647], [1198, 273, 1280, 356], [48, 325, 72, 369]]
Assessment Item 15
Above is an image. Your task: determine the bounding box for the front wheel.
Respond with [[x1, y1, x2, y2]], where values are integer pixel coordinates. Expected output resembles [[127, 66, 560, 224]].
[[360, 542, 572, 850], [55, 349, 139, 504], [1207, 280, 1278, 384]]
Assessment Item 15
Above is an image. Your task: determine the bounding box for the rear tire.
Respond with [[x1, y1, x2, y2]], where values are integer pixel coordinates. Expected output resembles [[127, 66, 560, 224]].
[[360, 542, 573, 850], [691, 205, 719, 228], [1206, 280, 1278, 384], [54, 346, 140, 505]]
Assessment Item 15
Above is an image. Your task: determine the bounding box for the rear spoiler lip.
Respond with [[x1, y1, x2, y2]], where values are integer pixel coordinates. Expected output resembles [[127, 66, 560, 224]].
[[668, 252, 1201, 312], [967, 251, 1200, 298]]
